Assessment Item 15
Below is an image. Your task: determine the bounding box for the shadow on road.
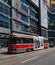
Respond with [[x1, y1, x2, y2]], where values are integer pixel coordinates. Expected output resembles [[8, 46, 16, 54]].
[[0, 50, 34, 55]]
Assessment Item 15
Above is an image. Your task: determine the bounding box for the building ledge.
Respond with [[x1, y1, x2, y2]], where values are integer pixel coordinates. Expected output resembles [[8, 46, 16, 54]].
[[0, 12, 11, 19], [0, 1, 11, 8]]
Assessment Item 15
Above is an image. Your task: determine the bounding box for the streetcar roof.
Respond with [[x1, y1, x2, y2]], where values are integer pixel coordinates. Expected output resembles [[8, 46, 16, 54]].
[[11, 33, 35, 39]]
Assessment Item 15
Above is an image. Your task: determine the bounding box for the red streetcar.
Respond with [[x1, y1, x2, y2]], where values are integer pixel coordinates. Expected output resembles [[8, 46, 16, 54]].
[[8, 34, 48, 53]]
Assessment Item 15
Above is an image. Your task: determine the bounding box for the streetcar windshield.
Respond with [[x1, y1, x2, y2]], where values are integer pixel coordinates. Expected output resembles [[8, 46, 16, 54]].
[[44, 40, 48, 43]]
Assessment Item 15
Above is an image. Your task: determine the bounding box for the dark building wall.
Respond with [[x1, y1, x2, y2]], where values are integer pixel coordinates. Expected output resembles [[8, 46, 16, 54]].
[[47, 0, 55, 43], [48, 13, 55, 43]]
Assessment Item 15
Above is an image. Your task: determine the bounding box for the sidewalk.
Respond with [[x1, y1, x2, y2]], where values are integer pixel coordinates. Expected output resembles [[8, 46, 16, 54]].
[[0, 48, 7, 54], [0, 48, 9, 59], [0, 48, 16, 59]]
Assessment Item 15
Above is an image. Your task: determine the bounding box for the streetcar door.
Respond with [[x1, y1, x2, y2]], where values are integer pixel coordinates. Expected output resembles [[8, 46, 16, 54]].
[[38, 37, 44, 49], [34, 36, 39, 50], [34, 36, 44, 50]]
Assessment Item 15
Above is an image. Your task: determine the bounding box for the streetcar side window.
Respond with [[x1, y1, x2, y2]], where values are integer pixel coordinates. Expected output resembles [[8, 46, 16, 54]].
[[17, 38, 33, 43], [17, 38, 24, 44], [10, 37, 17, 44], [17, 38, 21, 44], [24, 38, 33, 43]]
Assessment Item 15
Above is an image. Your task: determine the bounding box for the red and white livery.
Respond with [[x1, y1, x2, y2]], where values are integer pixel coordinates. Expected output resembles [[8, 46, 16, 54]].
[[8, 33, 48, 53]]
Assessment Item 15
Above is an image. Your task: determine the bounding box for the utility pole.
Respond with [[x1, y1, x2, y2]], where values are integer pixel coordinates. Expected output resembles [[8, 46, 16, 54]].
[[10, 0, 12, 34], [38, 0, 41, 36]]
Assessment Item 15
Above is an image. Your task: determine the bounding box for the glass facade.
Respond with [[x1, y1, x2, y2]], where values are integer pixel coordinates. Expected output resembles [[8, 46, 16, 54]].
[[0, 0, 39, 47], [21, 14, 28, 23], [48, 2, 55, 44], [21, 4, 28, 13], [20, 0, 37, 10], [20, 24, 25, 32], [0, 4, 10, 15], [0, 0, 11, 47], [2, 0, 8, 2], [19, 0, 39, 34], [48, 12, 55, 43], [49, 14, 55, 21], [41, 29, 48, 37], [0, 0, 9, 4], [0, 39, 8, 47], [20, 0, 29, 5], [30, 19, 37, 26], [0, 15, 10, 28], [30, 26, 37, 34], [48, 25, 55, 30], [20, 24, 28, 32], [48, 31, 55, 37], [51, 4, 55, 13], [30, 4, 36, 10], [30, 10, 37, 18]]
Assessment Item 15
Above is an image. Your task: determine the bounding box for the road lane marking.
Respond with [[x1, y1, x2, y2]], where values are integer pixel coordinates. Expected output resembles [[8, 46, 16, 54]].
[[21, 56, 39, 63]]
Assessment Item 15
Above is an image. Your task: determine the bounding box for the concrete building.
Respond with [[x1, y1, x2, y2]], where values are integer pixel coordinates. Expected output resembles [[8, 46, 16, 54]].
[[0, 0, 40, 47], [40, 0, 48, 38], [0, 0, 48, 47], [11, 0, 39, 36]]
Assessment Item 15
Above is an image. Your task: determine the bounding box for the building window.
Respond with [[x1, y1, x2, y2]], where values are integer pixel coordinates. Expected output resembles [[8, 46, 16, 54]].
[[20, 24, 25, 32], [20, 24, 28, 32], [21, 14, 28, 23], [48, 25, 55, 30], [30, 19, 37, 26], [0, 15, 10, 28], [20, 0, 29, 5], [30, 10, 37, 18], [29, 26, 37, 34], [50, 14, 55, 21], [30, 4, 36, 10], [21, 4, 28, 13], [41, 29, 48, 37], [0, 4, 10, 15], [51, 4, 55, 13], [48, 31, 55, 37], [1, 0, 8, 4]]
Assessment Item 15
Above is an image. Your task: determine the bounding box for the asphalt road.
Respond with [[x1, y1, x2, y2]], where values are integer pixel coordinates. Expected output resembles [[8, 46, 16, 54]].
[[20, 49, 55, 65], [0, 48, 55, 65]]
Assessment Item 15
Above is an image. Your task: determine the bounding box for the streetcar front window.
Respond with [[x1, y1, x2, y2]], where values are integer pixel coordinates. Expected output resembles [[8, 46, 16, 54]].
[[44, 40, 48, 43]]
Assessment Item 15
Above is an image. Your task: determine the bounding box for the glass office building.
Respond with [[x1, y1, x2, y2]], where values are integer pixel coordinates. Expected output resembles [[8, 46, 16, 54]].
[[48, 3, 55, 44]]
